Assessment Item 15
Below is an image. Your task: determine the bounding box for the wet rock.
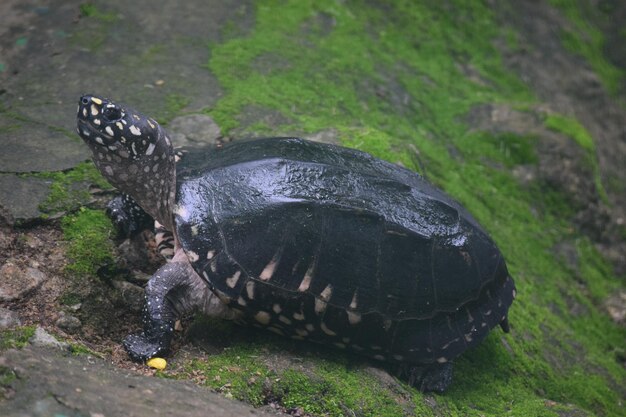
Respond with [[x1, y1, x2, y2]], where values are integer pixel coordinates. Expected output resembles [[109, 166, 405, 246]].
[[169, 114, 222, 148], [0, 174, 51, 226], [0, 260, 46, 302], [0, 345, 282, 417], [55, 312, 82, 334], [28, 326, 70, 351], [0, 307, 21, 329], [0, 117, 91, 173], [112, 280, 145, 312]]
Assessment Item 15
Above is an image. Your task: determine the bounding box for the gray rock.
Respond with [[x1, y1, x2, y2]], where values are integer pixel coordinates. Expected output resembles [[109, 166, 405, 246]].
[[112, 280, 145, 312], [0, 116, 90, 173], [55, 312, 82, 334], [0, 307, 21, 329], [0, 345, 283, 417], [0, 174, 51, 226], [169, 114, 222, 148], [28, 327, 70, 351], [0, 261, 46, 302]]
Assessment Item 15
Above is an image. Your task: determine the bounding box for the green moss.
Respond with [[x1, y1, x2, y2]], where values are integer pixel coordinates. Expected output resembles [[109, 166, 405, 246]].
[[548, 0, 624, 95], [0, 326, 36, 351], [79, 3, 118, 22], [61, 208, 115, 277], [154, 93, 192, 124], [186, 1, 626, 415], [544, 113, 608, 203], [29, 161, 112, 214]]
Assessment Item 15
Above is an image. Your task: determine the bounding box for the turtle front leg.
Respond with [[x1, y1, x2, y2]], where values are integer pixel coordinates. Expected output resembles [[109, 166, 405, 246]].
[[106, 194, 153, 237], [396, 362, 454, 393], [123, 260, 210, 362]]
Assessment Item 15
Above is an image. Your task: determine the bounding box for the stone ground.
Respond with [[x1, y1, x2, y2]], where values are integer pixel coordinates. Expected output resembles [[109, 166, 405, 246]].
[[0, 1, 625, 416]]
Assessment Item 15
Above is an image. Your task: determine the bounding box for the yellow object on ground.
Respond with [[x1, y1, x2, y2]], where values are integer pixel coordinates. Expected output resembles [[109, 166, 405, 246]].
[[146, 357, 167, 370]]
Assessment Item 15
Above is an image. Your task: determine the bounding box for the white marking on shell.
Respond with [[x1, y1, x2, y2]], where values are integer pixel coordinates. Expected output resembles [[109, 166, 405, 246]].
[[342, 337, 350, 344], [131, 142, 137, 156], [464, 333, 473, 343], [93, 118, 101, 125], [347, 310, 361, 325], [350, 291, 358, 309], [105, 126, 114, 136], [314, 298, 327, 315], [82, 129, 90, 137], [293, 311, 305, 321], [259, 253, 280, 281], [143, 165, 150, 173], [320, 284, 333, 301], [320, 322, 336, 336], [268, 326, 284, 335], [442, 338, 459, 350], [436, 357, 448, 363], [305, 323, 315, 332], [466, 308, 474, 323], [186, 251, 199, 262], [291, 335, 304, 341], [207, 250, 215, 259], [393, 354, 404, 361], [254, 311, 271, 325], [146, 143, 156, 156], [272, 304, 282, 314], [226, 271, 241, 288], [129, 125, 141, 136], [334, 343, 346, 349], [90, 104, 99, 116], [82, 108, 87, 117], [148, 120, 155, 129], [295, 328, 308, 337], [298, 262, 315, 292], [485, 310, 492, 316], [373, 355, 385, 361], [237, 297, 247, 306], [352, 345, 364, 351], [246, 281, 255, 299], [95, 137, 104, 145], [278, 315, 292, 325], [191, 225, 199, 236]]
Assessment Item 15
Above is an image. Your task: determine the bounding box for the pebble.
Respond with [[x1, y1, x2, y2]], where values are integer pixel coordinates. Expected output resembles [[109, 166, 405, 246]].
[[29, 326, 70, 351], [0, 307, 21, 329], [0, 260, 46, 302], [56, 312, 82, 334]]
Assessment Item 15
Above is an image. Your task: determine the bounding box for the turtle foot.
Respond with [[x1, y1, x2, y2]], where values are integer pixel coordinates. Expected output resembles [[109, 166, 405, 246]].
[[123, 332, 170, 362], [398, 362, 454, 393], [106, 194, 152, 237]]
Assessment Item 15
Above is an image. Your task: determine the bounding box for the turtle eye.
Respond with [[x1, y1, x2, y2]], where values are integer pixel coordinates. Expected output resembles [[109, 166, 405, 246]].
[[102, 106, 122, 122]]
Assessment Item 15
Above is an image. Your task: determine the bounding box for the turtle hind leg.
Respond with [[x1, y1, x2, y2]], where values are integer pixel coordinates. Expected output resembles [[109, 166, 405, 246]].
[[396, 362, 454, 393], [106, 194, 153, 237]]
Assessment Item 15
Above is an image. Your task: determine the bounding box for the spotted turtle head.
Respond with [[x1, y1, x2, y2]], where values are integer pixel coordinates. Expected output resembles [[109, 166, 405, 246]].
[[77, 94, 176, 230]]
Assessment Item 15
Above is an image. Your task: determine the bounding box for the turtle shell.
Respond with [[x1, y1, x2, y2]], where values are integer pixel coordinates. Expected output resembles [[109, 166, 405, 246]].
[[174, 138, 515, 364]]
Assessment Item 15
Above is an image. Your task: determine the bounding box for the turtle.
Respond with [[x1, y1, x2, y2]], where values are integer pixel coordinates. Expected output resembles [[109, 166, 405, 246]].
[[76, 94, 516, 393]]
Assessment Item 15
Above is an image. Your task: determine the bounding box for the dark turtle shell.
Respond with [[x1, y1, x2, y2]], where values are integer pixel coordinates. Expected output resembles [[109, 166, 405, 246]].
[[174, 138, 515, 365]]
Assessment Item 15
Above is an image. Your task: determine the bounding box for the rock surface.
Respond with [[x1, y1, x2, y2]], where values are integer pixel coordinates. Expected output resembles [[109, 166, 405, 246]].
[[0, 346, 281, 417], [0, 261, 46, 302]]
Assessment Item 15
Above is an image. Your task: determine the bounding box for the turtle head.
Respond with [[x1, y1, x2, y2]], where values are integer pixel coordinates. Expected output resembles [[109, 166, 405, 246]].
[[77, 94, 176, 230]]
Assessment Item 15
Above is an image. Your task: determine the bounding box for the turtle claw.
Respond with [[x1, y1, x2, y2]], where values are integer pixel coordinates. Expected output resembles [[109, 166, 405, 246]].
[[123, 332, 169, 363], [106, 194, 152, 237]]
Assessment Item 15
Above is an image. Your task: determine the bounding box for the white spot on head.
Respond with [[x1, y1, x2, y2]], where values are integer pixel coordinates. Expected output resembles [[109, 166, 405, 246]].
[[82, 107, 87, 117], [93, 118, 101, 125], [105, 126, 114, 136], [278, 315, 292, 325], [295, 328, 308, 337], [129, 125, 141, 136], [146, 143, 156, 156], [237, 296, 247, 306], [436, 357, 448, 363], [116, 121, 124, 130], [95, 137, 104, 145], [512, 289, 517, 299], [254, 311, 271, 325], [90, 104, 99, 116], [272, 304, 282, 314], [293, 311, 305, 321], [207, 250, 215, 260]]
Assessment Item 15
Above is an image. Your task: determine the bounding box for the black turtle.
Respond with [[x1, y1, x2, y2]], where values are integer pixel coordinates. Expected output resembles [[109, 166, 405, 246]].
[[76, 94, 515, 392]]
